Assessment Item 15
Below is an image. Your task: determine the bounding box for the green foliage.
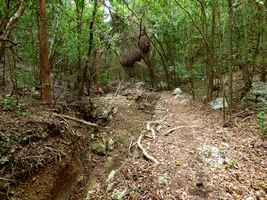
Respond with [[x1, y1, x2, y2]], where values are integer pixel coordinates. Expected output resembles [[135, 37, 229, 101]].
[[174, 64, 203, 82], [175, 65, 190, 80], [16, 69, 37, 89], [0, 96, 17, 111], [192, 64, 204, 80], [99, 71, 110, 86], [0, 96, 30, 116], [226, 159, 238, 169], [257, 111, 267, 136]]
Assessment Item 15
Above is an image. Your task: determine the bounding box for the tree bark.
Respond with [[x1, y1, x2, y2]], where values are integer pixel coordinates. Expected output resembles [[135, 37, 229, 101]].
[[228, 0, 234, 121], [78, 0, 98, 97], [0, 1, 24, 62], [260, 64, 266, 82], [38, 0, 52, 104]]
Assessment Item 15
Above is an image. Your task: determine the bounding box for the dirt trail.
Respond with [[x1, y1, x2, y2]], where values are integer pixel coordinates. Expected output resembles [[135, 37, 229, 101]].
[[91, 92, 266, 200], [1, 89, 266, 200]]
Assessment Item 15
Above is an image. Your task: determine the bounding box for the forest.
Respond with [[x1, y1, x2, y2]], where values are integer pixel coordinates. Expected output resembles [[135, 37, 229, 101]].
[[0, 0, 266, 199]]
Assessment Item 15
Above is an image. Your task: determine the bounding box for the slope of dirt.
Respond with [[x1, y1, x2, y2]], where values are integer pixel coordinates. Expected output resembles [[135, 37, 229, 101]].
[[89, 92, 267, 200], [0, 83, 160, 200], [0, 106, 93, 200]]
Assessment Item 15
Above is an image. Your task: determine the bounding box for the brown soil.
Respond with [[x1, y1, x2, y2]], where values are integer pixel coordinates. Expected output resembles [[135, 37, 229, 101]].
[[0, 89, 266, 200], [88, 92, 267, 200], [0, 85, 159, 200]]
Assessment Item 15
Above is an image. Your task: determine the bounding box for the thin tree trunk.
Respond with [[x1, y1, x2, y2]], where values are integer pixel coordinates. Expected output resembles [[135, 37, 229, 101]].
[[0, 1, 24, 64], [260, 64, 266, 82], [2, 46, 6, 86], [142, 52, 156, 88], [38, 0, 52, 104], [94, 48, 103, 94], [79, 0, 98, 97], [9, 49, 17, 96], [75, 1, 84, 96], [228, 0, 234, 121]]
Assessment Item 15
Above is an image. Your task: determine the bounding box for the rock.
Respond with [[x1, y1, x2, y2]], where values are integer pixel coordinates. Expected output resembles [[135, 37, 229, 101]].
[[209, 97, 228, 110], [158, 81, 168, 89], [242, 81, 267, 110], [135, 81, 145, 89], [158, 175, 168, 186], [244, 195, 256, 200], [91, 142, 106, 155], [111, 188, 127, 200], [255, 190, 266, 200], [107, 138, 115, 151], [199, 145, 228, 168], [172, 88, 183, 96]]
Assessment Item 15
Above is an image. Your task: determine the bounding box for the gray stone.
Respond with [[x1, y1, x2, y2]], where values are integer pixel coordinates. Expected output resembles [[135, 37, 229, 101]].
[[158, 175, 169, 186], [242, 81, 267, 110], [199, 144, 229, 168], [172, 88, 183, 96], [210, 98, 228, 110]]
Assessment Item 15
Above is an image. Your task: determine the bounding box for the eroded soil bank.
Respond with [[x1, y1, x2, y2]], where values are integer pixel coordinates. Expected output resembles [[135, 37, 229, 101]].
[[0, 84, 159, 200]]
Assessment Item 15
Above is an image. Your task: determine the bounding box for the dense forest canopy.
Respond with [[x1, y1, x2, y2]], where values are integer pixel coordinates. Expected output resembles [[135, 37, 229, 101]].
[[0, 0, 266, 115], [0, 1, 267, 199]]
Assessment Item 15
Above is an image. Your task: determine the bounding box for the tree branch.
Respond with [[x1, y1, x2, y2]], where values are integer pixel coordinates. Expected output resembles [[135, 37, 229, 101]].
[[173, 0, 210, 49], [3, 0, 25, 39]]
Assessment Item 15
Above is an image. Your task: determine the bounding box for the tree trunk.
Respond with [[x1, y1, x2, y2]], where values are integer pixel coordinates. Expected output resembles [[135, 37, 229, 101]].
[[227, 0, 234, 121], [260, 64, 266, 82], [142, 52, 156, 88], [94, 48, 103, 95], [78, 0, 98, 97], [38, 0, 52, 104]]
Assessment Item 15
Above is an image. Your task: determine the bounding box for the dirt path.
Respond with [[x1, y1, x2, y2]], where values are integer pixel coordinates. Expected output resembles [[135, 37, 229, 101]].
[[91, 92, 266, 200], [2, 90, 265, 200]]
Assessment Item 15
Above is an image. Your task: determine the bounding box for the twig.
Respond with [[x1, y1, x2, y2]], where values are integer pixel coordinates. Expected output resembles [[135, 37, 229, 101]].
[[53, 113, 98, 127], [0, 177, 16, 183], [114, 81, 122, 97], [137, 134, 159, 165]]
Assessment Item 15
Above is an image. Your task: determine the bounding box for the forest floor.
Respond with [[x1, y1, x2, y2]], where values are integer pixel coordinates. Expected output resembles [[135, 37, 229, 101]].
[[88, 91, 267, 200], [0, 84, 266, 200]]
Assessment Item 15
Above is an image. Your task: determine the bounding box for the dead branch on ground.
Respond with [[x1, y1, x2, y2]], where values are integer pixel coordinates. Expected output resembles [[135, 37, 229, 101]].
[[146, 116, 167, 139], [53, 113, 98, 127]]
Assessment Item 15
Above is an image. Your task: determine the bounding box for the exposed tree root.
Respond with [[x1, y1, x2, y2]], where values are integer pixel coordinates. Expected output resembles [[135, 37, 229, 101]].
[[137, 134, 159, 165], [146, 116, 167, 139], [53, 113, 98, 127]]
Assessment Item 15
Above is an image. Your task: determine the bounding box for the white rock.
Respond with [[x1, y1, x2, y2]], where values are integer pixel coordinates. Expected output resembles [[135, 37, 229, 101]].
[[112, 188, 127, 200], [172, 88, 182, 96], [209, 97, 228, 110], [199, 144, 227, 168]]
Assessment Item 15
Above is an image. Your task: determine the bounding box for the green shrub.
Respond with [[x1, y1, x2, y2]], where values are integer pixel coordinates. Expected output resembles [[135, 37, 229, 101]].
[[0, 96, 17, 111], [99, 71, 110, 86], [16, 69, 37, 89], [0, 96, 30, 116]]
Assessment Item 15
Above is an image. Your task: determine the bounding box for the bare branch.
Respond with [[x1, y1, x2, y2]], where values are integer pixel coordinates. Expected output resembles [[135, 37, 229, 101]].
[[3, 0, 25, 39]]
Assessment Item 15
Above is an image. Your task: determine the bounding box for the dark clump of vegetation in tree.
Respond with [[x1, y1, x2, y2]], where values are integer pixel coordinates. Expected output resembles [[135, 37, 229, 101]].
[[0, 0, 266, 199]]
